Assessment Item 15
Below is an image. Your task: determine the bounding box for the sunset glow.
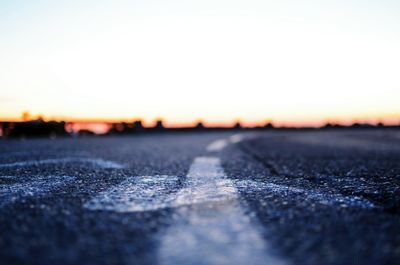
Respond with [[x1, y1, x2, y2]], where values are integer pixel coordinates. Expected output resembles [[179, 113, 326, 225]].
[[1, 0, 399, 126]]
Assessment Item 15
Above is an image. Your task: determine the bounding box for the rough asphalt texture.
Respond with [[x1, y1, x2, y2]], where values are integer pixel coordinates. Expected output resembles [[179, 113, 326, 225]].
[[0, 129, 399, 265]]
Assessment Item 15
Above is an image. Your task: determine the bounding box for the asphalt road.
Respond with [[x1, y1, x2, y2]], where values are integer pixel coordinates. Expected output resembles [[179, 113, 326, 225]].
[[0, 129, 399, 265]]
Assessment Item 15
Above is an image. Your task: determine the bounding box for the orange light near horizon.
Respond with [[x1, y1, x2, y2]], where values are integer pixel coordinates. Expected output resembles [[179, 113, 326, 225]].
[[1, 111, 399, 131], [0, 1, 399, 125]]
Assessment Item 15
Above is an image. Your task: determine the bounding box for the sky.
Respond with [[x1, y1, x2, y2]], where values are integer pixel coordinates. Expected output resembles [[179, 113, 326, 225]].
[[0, 0, 399, 126]]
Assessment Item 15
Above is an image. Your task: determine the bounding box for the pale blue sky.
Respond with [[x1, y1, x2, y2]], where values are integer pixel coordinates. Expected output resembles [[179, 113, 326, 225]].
[[1, 0, 399, 125]]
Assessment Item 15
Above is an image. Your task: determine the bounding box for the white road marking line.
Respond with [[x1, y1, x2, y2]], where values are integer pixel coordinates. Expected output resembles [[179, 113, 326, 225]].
[[158, 156, 286, 265], [84, 175, 181, 212], [0, 176, 76, 208], [229, 133, 245, 143], [206, 134, 245, 152], [84, 172, 237, 212], [206, 139, 229, 152], [172, 157, 237, 205], [0, 158, 124, 169], [235, 180, 376, 209]]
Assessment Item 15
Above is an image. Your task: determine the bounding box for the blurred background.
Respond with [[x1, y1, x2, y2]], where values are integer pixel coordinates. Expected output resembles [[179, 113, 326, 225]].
[[0, 0, 399, 136]]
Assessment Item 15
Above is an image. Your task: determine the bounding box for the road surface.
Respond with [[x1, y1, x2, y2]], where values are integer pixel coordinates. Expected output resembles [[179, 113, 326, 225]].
[[0, 129, 399, 265]]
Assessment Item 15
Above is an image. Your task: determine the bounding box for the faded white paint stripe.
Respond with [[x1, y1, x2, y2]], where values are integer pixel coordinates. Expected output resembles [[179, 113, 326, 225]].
[[229, 133, 245, 143], [84, 171, 237, 212], [0, 158, 124, 169], [84, 157, 286, 263], [206, 139, 229, 152], [158, 157, 286, 265], [171, 157, 238, 207], [206, 134, 245, 152], [235, 180, 376, 209], [0, 176, 76, 208], [84, 175, 181, 212]]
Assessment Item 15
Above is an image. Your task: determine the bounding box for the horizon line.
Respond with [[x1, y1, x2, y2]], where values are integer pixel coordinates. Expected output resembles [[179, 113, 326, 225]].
[[1, 116, 399, 128]]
